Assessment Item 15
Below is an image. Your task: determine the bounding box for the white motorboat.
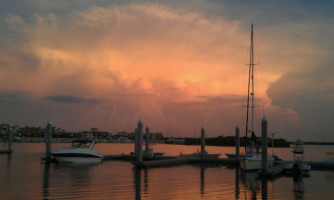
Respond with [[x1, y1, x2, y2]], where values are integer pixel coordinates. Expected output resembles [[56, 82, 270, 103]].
[[239, 24, 274, 171], [52, 139, 103, 163]]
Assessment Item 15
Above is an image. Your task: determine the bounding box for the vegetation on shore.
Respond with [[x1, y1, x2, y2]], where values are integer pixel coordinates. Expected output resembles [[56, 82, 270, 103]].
[[183, 136, 290, 147]]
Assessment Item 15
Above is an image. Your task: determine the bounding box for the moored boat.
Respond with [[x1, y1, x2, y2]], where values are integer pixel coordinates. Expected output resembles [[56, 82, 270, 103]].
[[285, 140, 311, 175], [52, 139, 103, 163], [240, 152, 274, 172], [239, 24, 274, 171]]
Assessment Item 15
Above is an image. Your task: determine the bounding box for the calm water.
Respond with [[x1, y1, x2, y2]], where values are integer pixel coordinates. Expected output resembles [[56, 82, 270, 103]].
[[1, 143, 334, 199]]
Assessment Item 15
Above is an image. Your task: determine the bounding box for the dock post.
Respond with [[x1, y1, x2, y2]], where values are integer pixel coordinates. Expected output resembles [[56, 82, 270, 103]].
[[145, 126, 150, 157], [261, 116, 268, 171], [135, 120, 143, 163], [201, 126, 205, 158], [235, 125, 240, 161], [134, 127, 138, 155], [8, 128, 13, 152], [44, 121, 53, 160]]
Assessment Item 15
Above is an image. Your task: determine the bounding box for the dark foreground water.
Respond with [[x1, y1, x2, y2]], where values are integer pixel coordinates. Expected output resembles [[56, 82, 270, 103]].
[[1, 143, 334, 199]]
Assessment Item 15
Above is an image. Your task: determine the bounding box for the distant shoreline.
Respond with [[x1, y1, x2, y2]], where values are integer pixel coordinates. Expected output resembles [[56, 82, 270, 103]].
[[2, 137, 333, 147]]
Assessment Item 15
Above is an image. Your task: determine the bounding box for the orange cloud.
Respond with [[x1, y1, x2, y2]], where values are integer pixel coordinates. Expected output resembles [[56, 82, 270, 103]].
[[2, 2, 324, 138]]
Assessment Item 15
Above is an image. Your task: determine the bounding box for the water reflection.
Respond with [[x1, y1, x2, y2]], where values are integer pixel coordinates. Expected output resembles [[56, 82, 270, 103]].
[[42, 163, 99, 199], [134, 167, 142, 200], [42, 163, 50, 200], [144, 168, 148, 193], [261, 178, 268, 200], [235, 167, 240, 199], [293, 175, 304, 200], [6, 154, 11, 168], [200, 164, 206, 195], [240, 171, 261, 199], [133, 164, 209, 200]]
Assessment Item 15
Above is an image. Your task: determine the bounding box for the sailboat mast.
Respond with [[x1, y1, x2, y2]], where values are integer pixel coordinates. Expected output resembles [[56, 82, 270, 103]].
[[250, 24, 255, 135], [245, 24, 254, 152]]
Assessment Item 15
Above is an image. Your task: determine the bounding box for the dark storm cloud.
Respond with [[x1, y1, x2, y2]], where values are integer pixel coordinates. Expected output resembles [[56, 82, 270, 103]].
[[199, 95, 244, 105], [44, 94, 101, 104], [267, 62, 334, 139], [0, 91, 31, 106]]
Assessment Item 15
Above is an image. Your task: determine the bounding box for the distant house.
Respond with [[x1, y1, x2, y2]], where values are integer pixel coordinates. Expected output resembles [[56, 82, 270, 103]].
[[0, 124, 10, 135], [0, 124, 11, 135], [20, 126, 43, 137], [77, 131, 94, 139]]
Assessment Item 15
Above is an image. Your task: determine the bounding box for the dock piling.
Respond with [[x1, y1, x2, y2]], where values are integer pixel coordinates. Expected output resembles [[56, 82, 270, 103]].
[[135, 120, 144, 163], [145, 126, 150, 157], [261, 116, 268, 171], [44, 121, 53, 160], [134, 127, 138, 154], [8, 128, 13, 152], [201, 126, 205, 158], [235, 125, 240, 161]]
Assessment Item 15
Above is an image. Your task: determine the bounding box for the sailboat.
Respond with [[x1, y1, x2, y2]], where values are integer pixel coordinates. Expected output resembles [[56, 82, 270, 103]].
[[239, 24, 274, 171]]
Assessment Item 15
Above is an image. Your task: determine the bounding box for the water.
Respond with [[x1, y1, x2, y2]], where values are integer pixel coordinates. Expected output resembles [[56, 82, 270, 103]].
[[1, 143, 334, 199]]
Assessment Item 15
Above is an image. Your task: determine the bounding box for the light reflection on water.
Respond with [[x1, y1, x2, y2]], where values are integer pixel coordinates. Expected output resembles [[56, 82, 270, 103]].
[[1, 143, 334, 199]]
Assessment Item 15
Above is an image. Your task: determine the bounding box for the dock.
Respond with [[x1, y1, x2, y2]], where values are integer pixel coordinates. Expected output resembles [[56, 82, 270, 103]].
[[136, 158, 190, 167], [0, 150, 12, 154], [306, 161, 334, 169], [260, 163, 289, 177], [37, 119, 334, 180], [102, 154, 178, 161]]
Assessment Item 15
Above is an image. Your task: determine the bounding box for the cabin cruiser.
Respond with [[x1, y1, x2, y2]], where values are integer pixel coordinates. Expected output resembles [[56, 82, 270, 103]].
[[52, 139, 103, 163]]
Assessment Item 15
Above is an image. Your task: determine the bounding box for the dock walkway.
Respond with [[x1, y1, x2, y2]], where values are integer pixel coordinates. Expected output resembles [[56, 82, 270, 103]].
[[260, 163, 289, 177]]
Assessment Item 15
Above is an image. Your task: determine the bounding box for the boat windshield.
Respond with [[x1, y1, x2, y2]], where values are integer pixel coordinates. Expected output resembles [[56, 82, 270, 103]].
[[71, 141, 92, 148]]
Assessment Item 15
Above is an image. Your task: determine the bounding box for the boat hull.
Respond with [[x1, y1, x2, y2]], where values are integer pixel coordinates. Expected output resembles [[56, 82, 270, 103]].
[[285, 162, 311, 175], [240, 155, 274, 172], [52, 145, 103, 164], [225, 153, 245, 159], [53, 156, 102, 163]]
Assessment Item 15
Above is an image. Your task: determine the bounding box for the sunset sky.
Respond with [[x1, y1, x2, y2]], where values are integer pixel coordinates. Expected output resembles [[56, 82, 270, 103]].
[[0, 0, 333, 141]]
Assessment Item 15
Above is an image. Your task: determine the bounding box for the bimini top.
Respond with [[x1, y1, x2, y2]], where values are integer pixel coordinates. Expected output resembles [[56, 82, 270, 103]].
[[294, 140, 304, 145], [293, 140, 304, 154], [71, 139, 95, 149]]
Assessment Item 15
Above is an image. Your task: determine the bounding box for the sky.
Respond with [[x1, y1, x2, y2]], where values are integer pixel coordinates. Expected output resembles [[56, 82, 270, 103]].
[[0, 0, 333, 141]]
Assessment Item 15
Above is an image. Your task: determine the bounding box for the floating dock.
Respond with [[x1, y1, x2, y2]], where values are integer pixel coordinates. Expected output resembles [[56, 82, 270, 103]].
[[260, 163, 289, 177], [38, 119, 334, 179], [0, 150, 12, 154], [305, 161, 334, 169]]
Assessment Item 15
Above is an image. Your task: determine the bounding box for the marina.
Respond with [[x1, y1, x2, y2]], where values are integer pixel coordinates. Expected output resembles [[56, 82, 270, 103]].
[[1, 1, 333, 199], [2, 142, 334, 199]]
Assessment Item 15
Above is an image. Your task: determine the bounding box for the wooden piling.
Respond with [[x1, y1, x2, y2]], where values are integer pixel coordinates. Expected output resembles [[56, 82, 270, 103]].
[[201, 126, 205, 158], [235, 125, 240, 161], [145, 126, 150, 157], [8, 128, 13, 152], [134, 127, 138, 155], [261, 116, 268, 171], [135, 120, 143, 163], [44, 121, 52, 160]]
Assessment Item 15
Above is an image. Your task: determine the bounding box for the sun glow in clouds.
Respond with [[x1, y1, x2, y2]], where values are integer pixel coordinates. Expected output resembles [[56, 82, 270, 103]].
[[0, 1, 333, 140]]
